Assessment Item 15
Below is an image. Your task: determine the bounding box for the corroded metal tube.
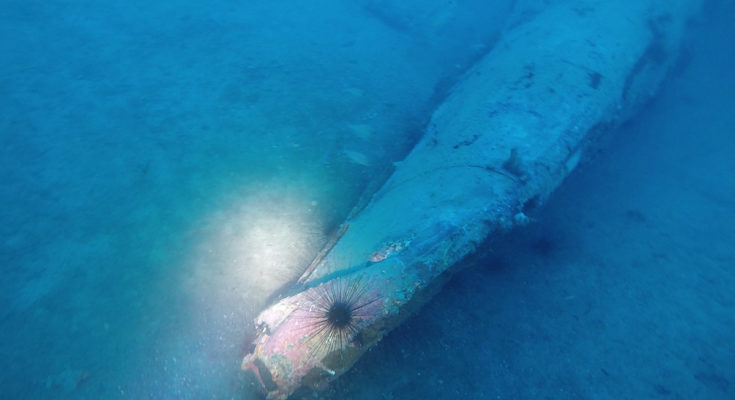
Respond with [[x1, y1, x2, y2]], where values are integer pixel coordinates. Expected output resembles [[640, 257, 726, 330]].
[[242, 1, 702, 398]]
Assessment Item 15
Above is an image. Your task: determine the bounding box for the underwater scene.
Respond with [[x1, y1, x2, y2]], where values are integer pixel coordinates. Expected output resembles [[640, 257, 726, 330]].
[[1, 0, 733, 399]]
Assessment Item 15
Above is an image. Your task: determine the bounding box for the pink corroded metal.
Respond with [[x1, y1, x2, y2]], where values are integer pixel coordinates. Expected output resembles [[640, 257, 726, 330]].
[[368, 238, 412, 263], [244, 276, 386, 398]]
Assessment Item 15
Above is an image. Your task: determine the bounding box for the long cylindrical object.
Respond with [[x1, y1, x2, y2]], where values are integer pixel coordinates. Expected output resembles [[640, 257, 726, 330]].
[[242, 1, 701, 398]]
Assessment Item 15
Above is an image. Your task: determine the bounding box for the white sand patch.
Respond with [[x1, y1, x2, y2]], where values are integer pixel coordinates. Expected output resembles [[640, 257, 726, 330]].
[[186, 183, 326, 313]]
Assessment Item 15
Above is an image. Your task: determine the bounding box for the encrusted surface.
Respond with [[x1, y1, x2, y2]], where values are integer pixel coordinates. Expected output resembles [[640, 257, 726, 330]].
[[242, 1, 701, 398]]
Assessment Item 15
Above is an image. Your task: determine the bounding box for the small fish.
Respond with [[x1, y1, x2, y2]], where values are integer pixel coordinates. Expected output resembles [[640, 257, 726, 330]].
[[342, 149, 371, 166], [347, 123, 373, 140], [369, 239, 411, 263]]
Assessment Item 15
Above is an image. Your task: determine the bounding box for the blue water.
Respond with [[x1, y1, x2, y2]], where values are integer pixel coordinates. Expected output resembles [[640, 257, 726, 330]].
[[1, 1, 732, 399]]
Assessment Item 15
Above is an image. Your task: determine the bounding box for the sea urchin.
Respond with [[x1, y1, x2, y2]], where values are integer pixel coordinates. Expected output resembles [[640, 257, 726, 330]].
[[294, 277, 381, 361]]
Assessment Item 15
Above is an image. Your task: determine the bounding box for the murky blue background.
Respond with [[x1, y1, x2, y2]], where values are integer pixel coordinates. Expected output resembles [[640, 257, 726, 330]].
[[1, 1, 732, 398]]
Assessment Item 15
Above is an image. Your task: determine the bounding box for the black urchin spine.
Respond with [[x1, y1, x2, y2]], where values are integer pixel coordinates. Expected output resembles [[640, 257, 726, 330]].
[[295, 278, 380, 360]]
